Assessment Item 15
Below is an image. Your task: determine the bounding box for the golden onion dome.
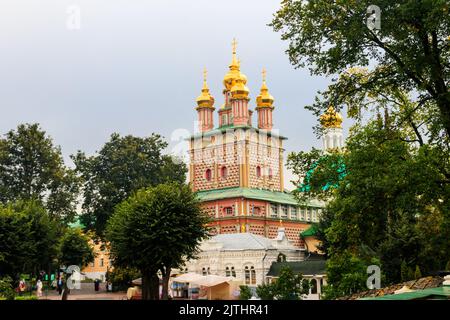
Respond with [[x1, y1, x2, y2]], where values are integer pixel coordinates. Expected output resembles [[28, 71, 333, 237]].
[[320, 105, 343, 128], [256, 68, 274, 108], [230, 76, 250, 100], [223, 38, 248, 91], [196, 68, 215, 109]]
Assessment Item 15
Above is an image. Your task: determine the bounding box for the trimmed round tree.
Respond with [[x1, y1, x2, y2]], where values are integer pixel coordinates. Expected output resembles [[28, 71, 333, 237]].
[[58, 227, 95, 300], [106, 182, 210, 300]]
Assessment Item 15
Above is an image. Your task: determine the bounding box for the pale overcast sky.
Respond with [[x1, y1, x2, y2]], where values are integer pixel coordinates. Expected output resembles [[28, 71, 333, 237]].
[[0, 0, 350, 189]]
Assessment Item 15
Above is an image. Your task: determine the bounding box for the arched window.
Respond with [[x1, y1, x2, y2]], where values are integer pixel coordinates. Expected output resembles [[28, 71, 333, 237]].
[[268, 168, 273, 180], [205, 169, 212, 181], [311, 279, 318, 294], [245, 266, 256, 285], [221, 166, 227, 179], [202, 267, 208, 276], [222, 114, 228, 126], [256, 166, 261, 178], [250, 267, 256, 285], [226, 266, 236, 277], [244, 266, 250, 285]]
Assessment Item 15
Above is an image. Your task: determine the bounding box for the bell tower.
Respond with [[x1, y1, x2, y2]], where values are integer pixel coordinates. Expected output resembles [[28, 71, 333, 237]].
[[195, 68, 215, 132]]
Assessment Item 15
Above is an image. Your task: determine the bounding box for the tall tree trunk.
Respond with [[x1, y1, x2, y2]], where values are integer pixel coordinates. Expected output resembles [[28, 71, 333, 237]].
[[161, 267, 171, 300], [141, 270, 159, 300], [61, 280, 69, 300]]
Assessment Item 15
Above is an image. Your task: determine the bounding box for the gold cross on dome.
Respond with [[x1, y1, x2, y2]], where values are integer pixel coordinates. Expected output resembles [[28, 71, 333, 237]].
[[262, 68, 267, 82], [203, 68, 207, 82], [232, 38, 238, 53]]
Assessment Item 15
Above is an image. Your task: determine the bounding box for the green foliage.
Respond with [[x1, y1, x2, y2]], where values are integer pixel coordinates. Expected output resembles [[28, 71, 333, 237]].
[[72, 133, 187, 237], [0, 201, 59, 277], [414, 265, 422, 280], [289, 116, 450, 296], [271, 0, 450, 138], [238, 285, 252, 300], [256, 267, 310, 300], [58, 228, 94, 267], [14, 295, 38, 300], [106, 182, 210, 299], [400, 261, 414, 282], [0, 276, 15, 300], [0, 123, 79, 224], [255, 282, 275, 300], [322, 251, 372, 300], [106, 266, 141, 291]]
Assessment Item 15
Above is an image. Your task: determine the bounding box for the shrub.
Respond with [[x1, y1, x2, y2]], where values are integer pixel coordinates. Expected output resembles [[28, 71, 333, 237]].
[[239, 285, 252, 300], [106, 267, 141, 291], [0, 276, 16, 300]]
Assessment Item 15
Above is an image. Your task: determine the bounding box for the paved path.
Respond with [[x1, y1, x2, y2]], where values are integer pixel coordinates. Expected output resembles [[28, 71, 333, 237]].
[[39, 283, 127, 300]]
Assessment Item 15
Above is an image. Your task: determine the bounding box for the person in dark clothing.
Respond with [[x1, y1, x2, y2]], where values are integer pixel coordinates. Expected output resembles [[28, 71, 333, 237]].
[[94, 279, 100, 292], [57, 276, 63, 295]]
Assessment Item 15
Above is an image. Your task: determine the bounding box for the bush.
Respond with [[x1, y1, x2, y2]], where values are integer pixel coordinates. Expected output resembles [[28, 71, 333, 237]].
[[0, 276, 16, 300], [239, 285, 252, 300], [106, 267, 141, 291]]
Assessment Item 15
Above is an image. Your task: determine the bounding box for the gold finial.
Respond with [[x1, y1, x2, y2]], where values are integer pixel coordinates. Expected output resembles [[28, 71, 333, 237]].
[[223, 38, 248, 92], [241, 223, 246, 233], [232, 38, 238, 54], [256, 68, 274, 108], [279, 219, 283, 227], [202, 68, 208, 89], [196, 67, 214, 109]]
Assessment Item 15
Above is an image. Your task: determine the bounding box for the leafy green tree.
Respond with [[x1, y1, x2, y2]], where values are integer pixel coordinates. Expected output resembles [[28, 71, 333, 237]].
[[72, 133, 187, 237], [289, 116, 450, 293], [0, 276, 15, 300], [239, 285, 252, 300], [0, 124, 79, 224], [255, 282, 275, 300], [271, 0, 450, 138], [322, 250, 372, 300], [106, 266, 141, 291], [400, 260, 414, 282], [414, 265, 422, 280], [58, 228, 95, 268], [57, 228, 94, 300], [0, 200, 59, 278], [256, 267, 310, 300], [106, 183, 209, 300]]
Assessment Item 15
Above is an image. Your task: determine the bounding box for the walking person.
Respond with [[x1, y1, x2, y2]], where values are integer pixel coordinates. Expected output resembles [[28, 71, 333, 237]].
[[57, 275, 63, 295], [18, 279, 26, 296], [36, 279, 43, 297]]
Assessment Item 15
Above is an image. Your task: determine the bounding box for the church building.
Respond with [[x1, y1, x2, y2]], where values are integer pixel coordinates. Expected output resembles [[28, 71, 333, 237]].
[[188, 40, 343, 248]]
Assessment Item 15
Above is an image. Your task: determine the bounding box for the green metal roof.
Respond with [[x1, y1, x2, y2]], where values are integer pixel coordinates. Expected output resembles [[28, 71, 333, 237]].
[[301, 224, 318, 237], [68, 218, 85, 229], [188, 125, 288, 140], [360, 286, 450, 300], [196, 187, 324, 207], [266, 259, 327, 277]]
